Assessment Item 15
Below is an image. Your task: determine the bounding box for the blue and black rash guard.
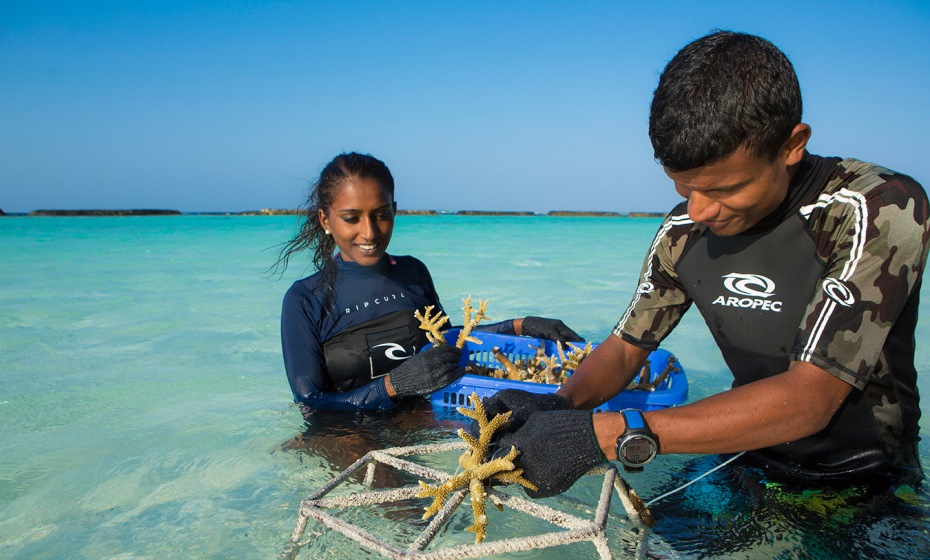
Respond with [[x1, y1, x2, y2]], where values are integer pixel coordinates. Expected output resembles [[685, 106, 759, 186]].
[[281, 254, 513, 411]]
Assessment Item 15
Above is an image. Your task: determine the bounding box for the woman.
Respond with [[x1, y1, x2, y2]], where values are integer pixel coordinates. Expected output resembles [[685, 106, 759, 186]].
[[277, 152, 582, 411]]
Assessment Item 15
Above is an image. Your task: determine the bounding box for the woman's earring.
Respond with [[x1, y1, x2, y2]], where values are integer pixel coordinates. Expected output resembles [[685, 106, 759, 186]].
[[324, 230, 331, 235]]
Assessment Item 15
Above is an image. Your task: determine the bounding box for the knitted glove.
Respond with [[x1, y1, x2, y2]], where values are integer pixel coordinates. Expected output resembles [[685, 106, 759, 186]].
[[521, 316, 584, 344], [471, 389, 570, 439], [498, 409, 607, 498], [389, 344, 465, 397]]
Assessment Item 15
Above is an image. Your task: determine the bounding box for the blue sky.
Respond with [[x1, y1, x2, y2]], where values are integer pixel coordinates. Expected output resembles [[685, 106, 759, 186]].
[[2, 1, 928, 213]]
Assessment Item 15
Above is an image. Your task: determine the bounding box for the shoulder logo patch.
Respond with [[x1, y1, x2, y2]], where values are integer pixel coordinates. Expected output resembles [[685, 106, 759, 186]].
[[637, 281, 655, 294], [822, 278, 855, 306]]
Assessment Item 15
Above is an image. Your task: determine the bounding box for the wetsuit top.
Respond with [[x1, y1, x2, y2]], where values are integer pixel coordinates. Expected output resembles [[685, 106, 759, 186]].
[[281, 253, 514, 411], [614, 153, 929, 480]]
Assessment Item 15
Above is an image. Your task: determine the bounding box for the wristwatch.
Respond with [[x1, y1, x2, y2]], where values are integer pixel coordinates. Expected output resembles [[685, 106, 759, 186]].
[[615, 409, 659, 473]]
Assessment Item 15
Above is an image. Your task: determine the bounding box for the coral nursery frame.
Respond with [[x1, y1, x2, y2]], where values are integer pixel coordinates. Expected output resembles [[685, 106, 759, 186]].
[[280, 441, 651, 560]]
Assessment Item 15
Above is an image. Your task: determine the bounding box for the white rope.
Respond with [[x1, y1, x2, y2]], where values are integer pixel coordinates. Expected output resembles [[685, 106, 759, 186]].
[[645, 451, 747, 507]]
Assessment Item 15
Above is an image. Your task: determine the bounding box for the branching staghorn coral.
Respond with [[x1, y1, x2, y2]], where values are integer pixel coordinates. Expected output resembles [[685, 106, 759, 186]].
[[413, 305, 451, 346], [455, 296, 489, 348], [470, 344, 678, 392], [417, 392, 536, 543], [415, 297, 676, 393], [626, 355, 680, 391], [558, 341, 594, 374], [490, 347, 522, 380], [475, 340, 594, 384], [414, 296, 490, 349]]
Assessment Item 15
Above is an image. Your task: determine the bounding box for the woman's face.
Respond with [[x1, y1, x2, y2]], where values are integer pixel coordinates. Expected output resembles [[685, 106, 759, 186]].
[[318, 177, 395, 266]]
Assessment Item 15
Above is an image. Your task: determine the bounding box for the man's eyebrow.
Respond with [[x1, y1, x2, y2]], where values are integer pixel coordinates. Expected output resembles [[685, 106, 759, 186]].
[[700, 179, 749, 192]]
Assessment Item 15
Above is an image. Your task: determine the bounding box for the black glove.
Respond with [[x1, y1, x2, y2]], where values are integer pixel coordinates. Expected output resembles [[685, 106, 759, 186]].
[[471, 389, 570, 440], [498, 409, 607, 498], [389, 344, 465, 397], [521, 316, 584, 344]]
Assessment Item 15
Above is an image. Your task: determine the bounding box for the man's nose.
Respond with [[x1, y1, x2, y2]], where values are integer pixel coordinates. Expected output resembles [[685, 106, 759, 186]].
[[687, 191, 717, 223]]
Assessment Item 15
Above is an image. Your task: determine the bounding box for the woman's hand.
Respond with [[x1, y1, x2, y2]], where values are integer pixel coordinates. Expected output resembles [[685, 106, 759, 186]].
[[519, 316, 584, 344], [388, 344, 465, 397]]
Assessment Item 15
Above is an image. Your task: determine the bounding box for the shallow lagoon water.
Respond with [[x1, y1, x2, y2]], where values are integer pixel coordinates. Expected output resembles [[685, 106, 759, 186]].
[[1, 215, 928, 559]]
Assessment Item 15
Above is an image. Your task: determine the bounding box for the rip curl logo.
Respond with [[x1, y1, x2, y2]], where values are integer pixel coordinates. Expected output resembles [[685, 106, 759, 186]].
[[344, 291, 406, 314], [822, 278, 855, 306], [712, 272, 782, 312], [371, 342, 413, 361]]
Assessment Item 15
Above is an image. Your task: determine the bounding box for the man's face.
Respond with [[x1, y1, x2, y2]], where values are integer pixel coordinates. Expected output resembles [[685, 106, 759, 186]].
[[665, 147, 793, 236]]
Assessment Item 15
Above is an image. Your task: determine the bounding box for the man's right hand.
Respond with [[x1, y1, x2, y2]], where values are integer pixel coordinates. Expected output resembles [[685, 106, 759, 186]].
[[498, 409, 607, 498], [470, 389, 570, 439]]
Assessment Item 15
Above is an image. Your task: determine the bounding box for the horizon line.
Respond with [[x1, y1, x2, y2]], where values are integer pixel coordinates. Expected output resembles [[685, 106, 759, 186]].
[[2, 208, 667, 218]]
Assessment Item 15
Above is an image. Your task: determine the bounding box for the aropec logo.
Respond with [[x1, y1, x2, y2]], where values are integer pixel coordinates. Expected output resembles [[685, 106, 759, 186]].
[[371, 342, 413, 361], [722, 273, 774, 298], [712, 272, 782, 312]]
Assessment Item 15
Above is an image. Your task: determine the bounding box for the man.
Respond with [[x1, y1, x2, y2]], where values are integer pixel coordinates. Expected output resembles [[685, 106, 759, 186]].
[[489, 31, 929, 498]]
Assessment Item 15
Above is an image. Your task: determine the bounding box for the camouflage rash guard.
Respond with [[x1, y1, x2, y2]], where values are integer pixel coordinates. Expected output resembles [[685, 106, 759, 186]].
[[614, 153, 930, 480]]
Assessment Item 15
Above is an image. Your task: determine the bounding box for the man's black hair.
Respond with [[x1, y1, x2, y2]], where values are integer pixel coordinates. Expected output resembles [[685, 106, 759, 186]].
[[649, 31, 803, 172]]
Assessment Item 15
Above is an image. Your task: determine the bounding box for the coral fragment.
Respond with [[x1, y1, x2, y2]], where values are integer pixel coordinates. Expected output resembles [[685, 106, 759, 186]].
[[414, 305, 450, 345], [455, 296, 490, 348], [417, 392, 537, 543]]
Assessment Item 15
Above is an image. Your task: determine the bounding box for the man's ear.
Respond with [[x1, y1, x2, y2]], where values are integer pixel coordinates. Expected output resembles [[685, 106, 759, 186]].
[[783, 123, 812, 166]]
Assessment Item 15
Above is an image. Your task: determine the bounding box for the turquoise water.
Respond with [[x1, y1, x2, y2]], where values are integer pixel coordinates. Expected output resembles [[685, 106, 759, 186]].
[[1, 215, 928, 559]]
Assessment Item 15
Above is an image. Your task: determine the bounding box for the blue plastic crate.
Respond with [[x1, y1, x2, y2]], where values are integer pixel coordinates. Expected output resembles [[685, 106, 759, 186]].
[[428, 330, 688, 412]]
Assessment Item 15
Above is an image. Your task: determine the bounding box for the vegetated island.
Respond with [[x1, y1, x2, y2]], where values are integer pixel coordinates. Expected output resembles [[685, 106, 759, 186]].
[[28, 209, 182, 216], [235, 208, 301, 216], [456, 210, 536, 216], [547, 211, 622, 217], [396, 209, 438, 215], [627, 211, 667, 218]]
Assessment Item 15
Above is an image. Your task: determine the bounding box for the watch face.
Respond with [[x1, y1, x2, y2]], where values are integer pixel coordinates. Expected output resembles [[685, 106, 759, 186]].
[[621, 436, 656, 465]]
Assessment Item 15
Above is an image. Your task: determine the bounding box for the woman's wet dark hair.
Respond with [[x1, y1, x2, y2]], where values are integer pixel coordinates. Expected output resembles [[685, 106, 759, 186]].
[[274, 152, 394, 308], [649, 31, 803, 172]]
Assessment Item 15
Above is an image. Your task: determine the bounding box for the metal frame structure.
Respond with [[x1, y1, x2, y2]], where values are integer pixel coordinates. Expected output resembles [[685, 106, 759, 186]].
[[280, 441, 651, 560]]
